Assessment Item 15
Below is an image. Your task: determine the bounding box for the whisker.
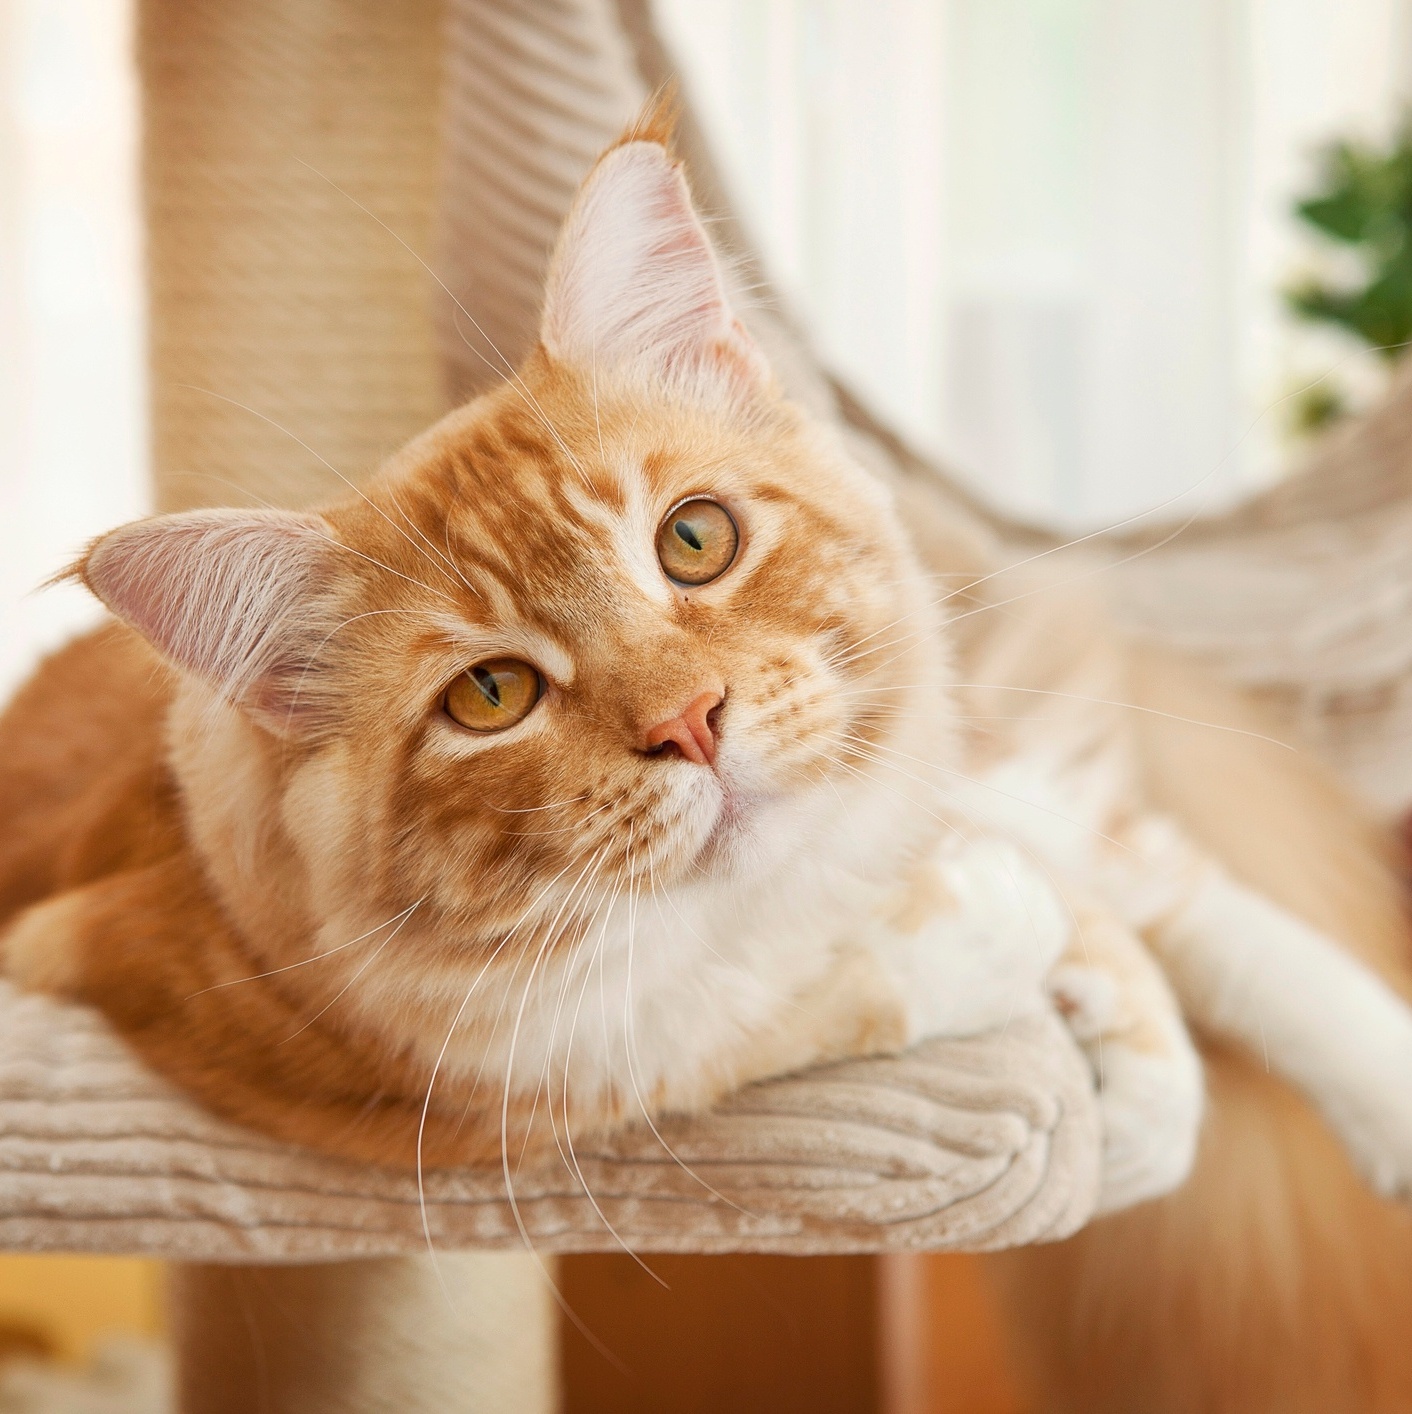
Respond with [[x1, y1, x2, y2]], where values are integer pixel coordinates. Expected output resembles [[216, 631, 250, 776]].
[[618, 838, 753, 1218], [174, 385, 463, 600], [496, 850, 626, 1361], [185, 900, 423, 999], [278, 899, 424, 1042], [291, 160, 597, 493], [834, 678, 1296, 751], [412, 851, 595, 1319]]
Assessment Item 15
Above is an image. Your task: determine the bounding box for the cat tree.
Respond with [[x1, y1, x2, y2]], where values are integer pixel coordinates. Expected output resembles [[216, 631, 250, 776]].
[[4, 1, 1411, 1409]]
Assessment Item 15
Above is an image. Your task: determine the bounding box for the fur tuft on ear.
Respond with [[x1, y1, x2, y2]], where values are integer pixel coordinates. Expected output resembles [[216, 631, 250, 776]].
[[539, 136, 770, 398], [78, 508, 334, 732]]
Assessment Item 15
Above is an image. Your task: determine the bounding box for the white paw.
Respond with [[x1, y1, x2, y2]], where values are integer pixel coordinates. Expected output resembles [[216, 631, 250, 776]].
[[1047, 962, 1120, 1042], [1053, 955, 1205, 1215], [1320, 1080, 1412, 1203], [872, 837, 1073, 1042], [1091, 1035, 1204, 1221], [1089, 1035, 1204, 1214]]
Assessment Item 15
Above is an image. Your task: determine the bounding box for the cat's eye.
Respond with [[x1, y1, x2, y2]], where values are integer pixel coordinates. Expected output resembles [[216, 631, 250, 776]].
[[444, 659, 542, 732], [656, 499, 739, 586]]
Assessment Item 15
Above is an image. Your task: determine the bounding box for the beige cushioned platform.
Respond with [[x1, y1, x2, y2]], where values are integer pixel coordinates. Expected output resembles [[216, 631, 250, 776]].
[[0, 982, 1096, 1260]]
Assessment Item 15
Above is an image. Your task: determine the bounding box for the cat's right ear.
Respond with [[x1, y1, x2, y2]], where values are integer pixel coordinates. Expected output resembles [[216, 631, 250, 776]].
[[75, 508, 334, 734], [538, 137, 772, 403]]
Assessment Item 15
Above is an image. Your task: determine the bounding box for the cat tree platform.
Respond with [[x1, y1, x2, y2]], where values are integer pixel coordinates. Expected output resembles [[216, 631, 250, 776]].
[[0, 982, 1097, 1261], [0, 982, 1097, 1412]]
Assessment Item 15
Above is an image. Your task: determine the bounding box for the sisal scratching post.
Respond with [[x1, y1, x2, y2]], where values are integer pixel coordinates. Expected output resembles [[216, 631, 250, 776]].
[[171, 1256, 555, 1414], [138, 2, 558, 1409], [141, 0, 446, 513]]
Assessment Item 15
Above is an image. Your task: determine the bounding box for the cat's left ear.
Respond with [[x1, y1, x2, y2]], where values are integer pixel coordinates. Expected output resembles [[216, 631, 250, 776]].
[[75, 508, 337, 736], [539, 139, 772, 400]]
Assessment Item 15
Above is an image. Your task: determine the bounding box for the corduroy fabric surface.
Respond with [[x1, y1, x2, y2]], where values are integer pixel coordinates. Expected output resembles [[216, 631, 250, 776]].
[[0, 982, 1097, 1260]]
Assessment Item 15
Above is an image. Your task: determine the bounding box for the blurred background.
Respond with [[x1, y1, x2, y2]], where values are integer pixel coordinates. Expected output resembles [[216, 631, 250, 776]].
[[9, 0, 1412, 702], [5, 0, 1412, 1401], [6, 0, 1412, 694]]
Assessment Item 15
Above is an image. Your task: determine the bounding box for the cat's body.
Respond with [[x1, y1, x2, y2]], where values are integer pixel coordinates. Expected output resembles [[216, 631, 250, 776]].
[[5, 118, 1412, 1408]]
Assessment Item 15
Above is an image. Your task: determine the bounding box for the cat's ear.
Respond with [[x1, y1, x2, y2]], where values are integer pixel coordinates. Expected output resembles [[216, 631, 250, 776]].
[[77, 508, 335, 734], [539, 140, 771, 398]]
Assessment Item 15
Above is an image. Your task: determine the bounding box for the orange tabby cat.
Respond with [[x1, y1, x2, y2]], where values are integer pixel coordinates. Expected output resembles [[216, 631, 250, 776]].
[[4, 115, 1412, 1411]]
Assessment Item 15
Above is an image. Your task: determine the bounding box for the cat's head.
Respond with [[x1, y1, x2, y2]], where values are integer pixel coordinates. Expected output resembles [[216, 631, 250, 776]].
[[78, 131, 950, 934]]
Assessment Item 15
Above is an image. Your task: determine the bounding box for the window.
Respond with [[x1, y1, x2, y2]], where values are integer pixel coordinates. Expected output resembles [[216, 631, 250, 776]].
[[658, 0, 1412, 526]]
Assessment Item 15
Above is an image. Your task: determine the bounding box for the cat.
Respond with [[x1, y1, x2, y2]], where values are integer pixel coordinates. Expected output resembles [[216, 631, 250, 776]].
[[4, 113, 1412, 1408], [0, 117, 1193, 1193]]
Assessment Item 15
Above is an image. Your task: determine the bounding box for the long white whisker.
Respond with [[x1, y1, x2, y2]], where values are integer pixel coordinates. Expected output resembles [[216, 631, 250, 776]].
[[279, 899, 424, 1042], [174, 384, 464, 599], [292, 160, 595, 491], [495, 850, 622, 1360], [619, 837, 753, 1218], [185, 900, 423, 999]]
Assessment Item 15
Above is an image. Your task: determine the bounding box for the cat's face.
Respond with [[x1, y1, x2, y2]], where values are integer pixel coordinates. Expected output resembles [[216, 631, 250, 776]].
[[299, 364, 938, 926], [81, 135, 948, 937]]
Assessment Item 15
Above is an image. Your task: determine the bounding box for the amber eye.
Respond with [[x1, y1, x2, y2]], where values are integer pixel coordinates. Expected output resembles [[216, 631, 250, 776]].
[[444, 659, 542, 732], [656, 499, 739, 586]]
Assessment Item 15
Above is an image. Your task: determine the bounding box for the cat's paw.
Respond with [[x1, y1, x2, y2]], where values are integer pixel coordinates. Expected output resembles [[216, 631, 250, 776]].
[[1319, 1072, 1412, 1203], [874, 836, 1072, 1042], [1089, 1034, 1204, 1213], [1049, 961, 1204, 1214], [1293, 961, 1412, 1203]]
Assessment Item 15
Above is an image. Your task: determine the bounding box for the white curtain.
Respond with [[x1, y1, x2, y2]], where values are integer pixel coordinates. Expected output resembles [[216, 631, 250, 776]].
[[657, 0, 1412, 527]]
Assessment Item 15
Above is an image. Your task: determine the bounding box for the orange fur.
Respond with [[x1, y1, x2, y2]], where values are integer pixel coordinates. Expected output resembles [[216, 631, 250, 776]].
[[0, 136, 943, 1168]]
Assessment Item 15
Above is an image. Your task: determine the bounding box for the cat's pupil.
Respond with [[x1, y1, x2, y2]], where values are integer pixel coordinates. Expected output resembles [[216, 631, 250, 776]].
[[674, 520, 703, 552], [472, 666, 502, 709]]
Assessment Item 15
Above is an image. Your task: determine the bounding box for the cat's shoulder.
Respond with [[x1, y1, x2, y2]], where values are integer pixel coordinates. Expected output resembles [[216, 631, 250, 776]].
[[0, 622, 178, 920]]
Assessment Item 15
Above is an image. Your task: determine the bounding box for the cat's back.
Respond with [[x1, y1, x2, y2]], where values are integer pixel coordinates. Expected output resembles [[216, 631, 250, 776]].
[[0, 622, 179, 923]]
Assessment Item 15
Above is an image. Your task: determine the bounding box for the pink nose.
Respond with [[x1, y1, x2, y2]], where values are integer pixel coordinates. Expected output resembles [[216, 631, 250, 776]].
[[642, 690, 723, 766]]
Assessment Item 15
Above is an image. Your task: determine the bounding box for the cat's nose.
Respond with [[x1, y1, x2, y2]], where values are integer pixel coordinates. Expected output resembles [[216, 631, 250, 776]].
[[641, 690, 724, 766]]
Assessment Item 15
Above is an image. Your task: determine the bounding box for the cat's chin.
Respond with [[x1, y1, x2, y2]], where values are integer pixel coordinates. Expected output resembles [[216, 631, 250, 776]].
[[691, 785, 776, 877], [682, 777, 838, 890]]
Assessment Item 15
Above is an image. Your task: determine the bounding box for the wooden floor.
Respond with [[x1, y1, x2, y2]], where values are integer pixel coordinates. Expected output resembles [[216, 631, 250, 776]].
[[0, 1255, 163, 1363]]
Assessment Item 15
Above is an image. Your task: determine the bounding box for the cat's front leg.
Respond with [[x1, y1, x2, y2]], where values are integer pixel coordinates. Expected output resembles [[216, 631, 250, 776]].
[[1047, 891, 1204, 1212], [868, 837, 1204, 1212], [1123, 826, 1412, 1202], [867, 836, 1072, 1042], [1086, 813, 1412, 1202]]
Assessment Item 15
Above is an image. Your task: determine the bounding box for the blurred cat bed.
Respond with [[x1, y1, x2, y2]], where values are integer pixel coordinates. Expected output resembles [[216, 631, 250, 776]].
[[0, 980, 1097, 1260]]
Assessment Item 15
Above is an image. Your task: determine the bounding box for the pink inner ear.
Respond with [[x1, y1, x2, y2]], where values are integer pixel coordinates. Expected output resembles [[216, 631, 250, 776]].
[[540, 141, 766, 390], [82, 508, 331, 727]]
